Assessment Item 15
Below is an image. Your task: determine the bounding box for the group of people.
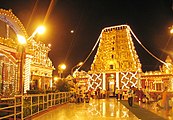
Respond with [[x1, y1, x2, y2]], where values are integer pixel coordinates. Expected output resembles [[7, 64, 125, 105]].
[[133, 87, 150, 103], [114, 87, 134, 106], [115, 86, 149, 107], [127, 86, 173, 111], [115, 87, 124, 100], [127, 86, 152, 107], [72, 85, 173, 112], [127, 86, 134, 106]]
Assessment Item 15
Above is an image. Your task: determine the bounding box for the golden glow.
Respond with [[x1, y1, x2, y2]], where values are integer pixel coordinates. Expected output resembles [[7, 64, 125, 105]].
[[170, 27, 173, 34], [59, 63, 66, 70], [28, 25, 46, 40], [17, 34, 26, 44], [36, 25, 46, 34], [54, 76, 58, 81], [48, 44, 51, 47]]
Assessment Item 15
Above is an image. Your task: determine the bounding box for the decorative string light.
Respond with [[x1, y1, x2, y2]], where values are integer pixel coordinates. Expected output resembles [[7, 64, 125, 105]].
[[87, 73, 102, 91], [0, 9, 54, 93], [24, 54, 32, 93], [0, 9, 28, 38], [120, 71, 138, 89], [127, 26, 167, 66]]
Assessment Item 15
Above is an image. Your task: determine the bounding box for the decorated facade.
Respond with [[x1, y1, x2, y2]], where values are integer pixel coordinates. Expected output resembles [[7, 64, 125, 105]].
[[85, 25, 173, 94], [90, 25, 141, 73], [69, 24, 173, 96], [141, 56, 173, 92], [73, 25, 141, 96], [0, 9, 54, 96], [90, 25, 141, 95]]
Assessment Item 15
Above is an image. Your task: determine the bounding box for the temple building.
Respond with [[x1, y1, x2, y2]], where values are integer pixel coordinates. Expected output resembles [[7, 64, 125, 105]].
[[75, 24, 173, 96], [88, 25, 142, 96], [141, 56, 173, 93], [0, 9, 54, 96]]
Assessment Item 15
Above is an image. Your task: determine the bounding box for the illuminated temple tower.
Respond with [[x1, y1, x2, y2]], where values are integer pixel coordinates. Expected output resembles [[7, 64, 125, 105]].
[[89, 25, 141, 95]]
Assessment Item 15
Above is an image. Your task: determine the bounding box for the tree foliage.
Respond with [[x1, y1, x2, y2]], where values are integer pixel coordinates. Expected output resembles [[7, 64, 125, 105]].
[[55, 79, 70, 92]]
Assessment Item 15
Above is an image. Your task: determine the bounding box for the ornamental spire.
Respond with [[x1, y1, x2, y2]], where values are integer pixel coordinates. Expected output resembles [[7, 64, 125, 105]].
[[90, 25, 141, 73]]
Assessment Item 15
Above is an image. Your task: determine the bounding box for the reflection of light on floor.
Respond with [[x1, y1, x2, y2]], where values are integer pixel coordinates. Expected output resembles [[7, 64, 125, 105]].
[[100, 100, 133, 118], [110, 103, 115, 116], [116, 101, 120, 118], [73, 105, 88, 119], [122, 105, 129, 118], [86, 99, 139, 119], [115, 110, 120, 117], [122, 110, 129, 118], [33, 99, 140, 120], [102, 102, 106, 116], [88, 102, 101, 116]]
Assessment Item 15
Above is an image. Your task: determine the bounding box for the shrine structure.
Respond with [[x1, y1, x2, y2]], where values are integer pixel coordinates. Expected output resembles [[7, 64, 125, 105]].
[[87, 24, 173, 95], [68, 24, 173, 97], [141, 56, 173, 93], [0, 9, 54, 96], [87, 25, 141, 95]]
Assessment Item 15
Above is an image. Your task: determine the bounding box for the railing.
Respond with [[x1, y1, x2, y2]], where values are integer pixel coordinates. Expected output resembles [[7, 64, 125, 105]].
[[0, 92, 73, 120], [0, 95, 22, 120]]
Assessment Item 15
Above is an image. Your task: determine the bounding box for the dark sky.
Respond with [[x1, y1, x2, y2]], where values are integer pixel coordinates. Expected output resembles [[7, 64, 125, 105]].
[[0, 0, 173, 76]]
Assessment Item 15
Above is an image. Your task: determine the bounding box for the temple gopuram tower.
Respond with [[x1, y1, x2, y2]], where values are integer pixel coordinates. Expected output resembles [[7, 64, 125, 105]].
[[89, 25, 141, 95]]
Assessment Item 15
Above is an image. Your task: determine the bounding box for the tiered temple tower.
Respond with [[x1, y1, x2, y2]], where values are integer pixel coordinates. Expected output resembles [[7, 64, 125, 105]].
[[91, 25, 141, 72], [89, 25, 141, 94]]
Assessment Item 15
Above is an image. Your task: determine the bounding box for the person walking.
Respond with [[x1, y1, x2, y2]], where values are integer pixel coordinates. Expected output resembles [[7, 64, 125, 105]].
[[115, 87, 119, 100], [119, 87, 123, 100], [128, 86, 134, 107], [138, 88, 144, 102]]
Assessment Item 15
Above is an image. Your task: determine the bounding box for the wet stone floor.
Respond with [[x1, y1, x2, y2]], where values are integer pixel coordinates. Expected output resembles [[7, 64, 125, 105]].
[[137, 101, 173, 120], [33, 99, 139, 120]]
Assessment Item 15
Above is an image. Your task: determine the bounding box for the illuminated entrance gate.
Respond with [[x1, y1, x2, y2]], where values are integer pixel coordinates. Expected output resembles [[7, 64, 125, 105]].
[[87, 71, 139, 95]]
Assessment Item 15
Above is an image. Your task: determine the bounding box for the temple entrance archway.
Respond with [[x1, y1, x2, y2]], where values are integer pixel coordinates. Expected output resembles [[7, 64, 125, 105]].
[[0, 9, 28, 95]]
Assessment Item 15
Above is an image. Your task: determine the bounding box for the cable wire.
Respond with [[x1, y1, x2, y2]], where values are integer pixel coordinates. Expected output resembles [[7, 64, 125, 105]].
[[78, 25, 169, 71], [127, 26, 167, 66], [78, 33, 102, 70]]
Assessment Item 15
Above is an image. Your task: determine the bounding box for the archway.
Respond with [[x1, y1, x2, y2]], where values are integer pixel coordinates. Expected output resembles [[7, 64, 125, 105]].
[[0, 9, 28, 96]]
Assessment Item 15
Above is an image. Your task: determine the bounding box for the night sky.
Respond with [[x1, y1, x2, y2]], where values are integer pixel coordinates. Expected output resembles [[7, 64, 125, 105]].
[[0, 0, 173, 76]]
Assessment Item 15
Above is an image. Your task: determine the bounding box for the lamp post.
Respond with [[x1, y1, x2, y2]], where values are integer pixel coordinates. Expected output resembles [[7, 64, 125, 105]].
[[71, 62, 83, 77], [17, 25, 46, 95], [17, 35, 26, 95], [27, 25, 46, 40], [58, 63, 66, 78]]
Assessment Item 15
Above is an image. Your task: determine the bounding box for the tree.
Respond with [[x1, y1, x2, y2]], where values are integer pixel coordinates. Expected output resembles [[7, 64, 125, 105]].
[[55, 79, 70, 92]]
